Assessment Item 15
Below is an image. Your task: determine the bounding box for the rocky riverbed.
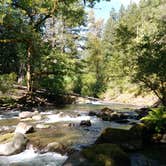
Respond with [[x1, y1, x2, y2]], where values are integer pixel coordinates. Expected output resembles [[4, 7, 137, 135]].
[[0, 103, 165, 166]]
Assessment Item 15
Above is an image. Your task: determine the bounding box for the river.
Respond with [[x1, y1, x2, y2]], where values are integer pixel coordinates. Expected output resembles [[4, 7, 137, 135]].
[[0, 103, 148, 166]]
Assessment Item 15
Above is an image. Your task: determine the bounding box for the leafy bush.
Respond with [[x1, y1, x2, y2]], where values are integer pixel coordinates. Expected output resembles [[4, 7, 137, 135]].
[[0, 73, 17, 94], [141, 107, 166, 133]]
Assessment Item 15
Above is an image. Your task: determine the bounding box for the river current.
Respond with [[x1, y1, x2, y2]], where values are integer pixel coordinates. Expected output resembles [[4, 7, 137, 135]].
[[0, 103, 138, 166]]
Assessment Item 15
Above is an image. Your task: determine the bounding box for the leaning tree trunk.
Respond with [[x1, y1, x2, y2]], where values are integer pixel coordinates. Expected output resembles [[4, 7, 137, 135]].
[[27, 44, 32, 92]]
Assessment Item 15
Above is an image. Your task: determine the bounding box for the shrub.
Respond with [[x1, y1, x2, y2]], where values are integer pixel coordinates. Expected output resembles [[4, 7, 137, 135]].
[[141, 107, 166, 133], [0, 73, 17, 94]]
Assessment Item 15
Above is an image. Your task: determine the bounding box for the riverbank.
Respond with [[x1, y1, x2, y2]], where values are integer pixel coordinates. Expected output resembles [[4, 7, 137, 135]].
[[103, 91, 158, 107], [0, 88, 152, 114]]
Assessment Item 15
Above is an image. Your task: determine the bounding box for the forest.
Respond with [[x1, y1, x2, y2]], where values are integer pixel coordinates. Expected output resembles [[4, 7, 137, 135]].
[[0, 0, 166, 166], [0, 0, 165, 105]]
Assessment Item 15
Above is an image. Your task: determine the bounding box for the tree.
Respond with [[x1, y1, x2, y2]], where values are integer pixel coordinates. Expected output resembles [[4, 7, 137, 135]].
[[105, 0, 166, 105], [80, 10, 110, 97], [0, 0, 110, 92], [134, 18, 166, 105]]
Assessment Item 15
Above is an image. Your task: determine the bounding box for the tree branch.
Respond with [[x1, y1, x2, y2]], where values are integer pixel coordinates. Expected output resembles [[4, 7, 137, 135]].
[[34, 0, 59, 29], [11, 2, 34, 21]]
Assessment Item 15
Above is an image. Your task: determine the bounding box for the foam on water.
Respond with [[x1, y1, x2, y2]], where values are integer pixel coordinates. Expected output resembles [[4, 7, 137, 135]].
[[46, 112, 93, 123], [0, 150, 67, 166]]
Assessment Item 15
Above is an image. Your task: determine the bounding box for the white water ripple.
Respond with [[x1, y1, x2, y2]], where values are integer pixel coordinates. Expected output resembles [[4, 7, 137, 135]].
[[0, 150, 67, 166]]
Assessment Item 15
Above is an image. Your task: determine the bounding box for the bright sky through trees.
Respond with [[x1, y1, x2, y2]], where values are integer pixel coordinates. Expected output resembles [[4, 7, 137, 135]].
[[92, 0, 140, 21]]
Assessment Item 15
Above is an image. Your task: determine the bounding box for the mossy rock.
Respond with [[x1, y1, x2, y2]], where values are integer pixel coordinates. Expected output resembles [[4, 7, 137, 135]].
[[96, 124, 145, 151], [82, 144, 130, 166], [0, 118, 19, 126], [27, 127, 80, 151], [0, 133, 14, 143]]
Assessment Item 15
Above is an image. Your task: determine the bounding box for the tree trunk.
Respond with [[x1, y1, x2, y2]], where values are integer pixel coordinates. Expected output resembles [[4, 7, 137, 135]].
[[18, 63, 25, 84], [27, 44, 32, 92]]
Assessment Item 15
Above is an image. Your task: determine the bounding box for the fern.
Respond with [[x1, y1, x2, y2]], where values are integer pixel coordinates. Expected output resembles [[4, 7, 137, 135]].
[[141, 107, 166, 133]]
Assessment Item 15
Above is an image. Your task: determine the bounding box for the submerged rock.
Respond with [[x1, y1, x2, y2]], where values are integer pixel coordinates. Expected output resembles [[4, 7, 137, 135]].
[[63, 151, 91, 166], [15, 122, 34, 134], [96, 124, 145, 151], [27, 126, 80, 152], [44, 142, 68, 154], [0, 118, 19, 127], [130, 153, 159, 166], [0, 133, 28, 155]]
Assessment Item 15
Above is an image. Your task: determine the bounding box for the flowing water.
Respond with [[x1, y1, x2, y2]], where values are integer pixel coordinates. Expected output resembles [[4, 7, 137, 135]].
[[0, 103, 139, 166]]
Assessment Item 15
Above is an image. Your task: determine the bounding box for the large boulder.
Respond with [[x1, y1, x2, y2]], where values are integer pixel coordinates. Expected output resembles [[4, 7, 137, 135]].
[[0, 133, 28, 155], [15, 122, 34, 134], [96, 124, 145, 151], [81, 144, 130, 166]]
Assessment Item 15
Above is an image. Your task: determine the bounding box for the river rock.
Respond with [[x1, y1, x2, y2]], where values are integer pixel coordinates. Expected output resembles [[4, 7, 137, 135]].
[[19, 111, 33, 119], [160, 134, 166, 143], [89, 111, 97, 116], [0, 133, 28, 155], [36, 124, 50, 129], [15, 122, 34, 134], [19, 111, 39, 119], [102, 107, 114, 113], [80, 120, 91, 127], [95, 107, 130, 122], [45, 142, 67, 154], [96, 124, 145, 151], [135, 107, 151, 119], [32, 114, 42, 121]]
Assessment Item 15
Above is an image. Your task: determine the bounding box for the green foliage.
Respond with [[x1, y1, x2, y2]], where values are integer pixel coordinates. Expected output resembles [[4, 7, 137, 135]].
[[141, 107, 166, 133], [134, 18, 166, 105], [0, 73, 17, 93], [103, 0, 166, 103], [0, 0, 107, 93], [76, 11, 110, 97]]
